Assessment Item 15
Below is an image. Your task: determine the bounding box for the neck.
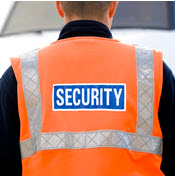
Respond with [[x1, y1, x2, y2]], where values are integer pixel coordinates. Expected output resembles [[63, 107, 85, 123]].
[[64, 16, 112, 29]]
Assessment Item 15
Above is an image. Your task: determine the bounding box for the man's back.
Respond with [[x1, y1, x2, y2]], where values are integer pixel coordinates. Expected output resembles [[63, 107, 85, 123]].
[[9, 33, 163, 175], [0, 2, 175, 175]]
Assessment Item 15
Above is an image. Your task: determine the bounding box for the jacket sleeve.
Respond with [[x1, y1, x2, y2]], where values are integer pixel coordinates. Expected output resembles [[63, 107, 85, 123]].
[[159, 61, 175, 175], [0, 66, 22, 175]]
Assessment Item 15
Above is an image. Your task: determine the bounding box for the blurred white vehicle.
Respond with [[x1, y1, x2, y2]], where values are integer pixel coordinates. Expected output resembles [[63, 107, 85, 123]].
[[0, 1, 175, 77]]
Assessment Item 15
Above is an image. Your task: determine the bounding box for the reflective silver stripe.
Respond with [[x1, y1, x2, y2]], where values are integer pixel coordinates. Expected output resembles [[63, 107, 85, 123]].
[[136, 46, 154, 136], [20, 46, 162, 160], [20, 137, 37, 159], [20, 130, 162, 159], [21, 50, 42, 159]]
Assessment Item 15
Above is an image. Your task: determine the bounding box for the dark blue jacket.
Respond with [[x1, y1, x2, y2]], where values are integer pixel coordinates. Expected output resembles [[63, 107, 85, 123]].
[[0, 20, 175, 175]]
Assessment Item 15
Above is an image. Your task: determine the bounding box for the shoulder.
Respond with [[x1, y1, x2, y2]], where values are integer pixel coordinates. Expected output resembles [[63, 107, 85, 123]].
[[0, 66, 17, 102], [163, 61, 174, 83], [159, 60, 175, 127]]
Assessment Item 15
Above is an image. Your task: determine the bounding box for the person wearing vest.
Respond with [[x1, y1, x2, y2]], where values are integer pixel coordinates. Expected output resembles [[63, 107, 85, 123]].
[[0, 1, 175, 175]]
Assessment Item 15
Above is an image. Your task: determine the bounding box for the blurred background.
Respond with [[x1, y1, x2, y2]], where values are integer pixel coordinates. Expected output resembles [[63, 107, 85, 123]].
[[0, 1, 175, 76]]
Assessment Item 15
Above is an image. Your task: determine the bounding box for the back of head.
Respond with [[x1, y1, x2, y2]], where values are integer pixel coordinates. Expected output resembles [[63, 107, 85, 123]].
[[61, 1, 111, 20], [56, 1, 118, 29]]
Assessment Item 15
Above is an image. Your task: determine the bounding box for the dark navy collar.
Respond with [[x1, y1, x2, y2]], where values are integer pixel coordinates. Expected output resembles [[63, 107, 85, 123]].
[[58, 20, 113, 40]]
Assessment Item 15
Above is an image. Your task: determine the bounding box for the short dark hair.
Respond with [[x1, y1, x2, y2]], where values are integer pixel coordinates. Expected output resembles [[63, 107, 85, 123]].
[[61, 1, 111, 18]]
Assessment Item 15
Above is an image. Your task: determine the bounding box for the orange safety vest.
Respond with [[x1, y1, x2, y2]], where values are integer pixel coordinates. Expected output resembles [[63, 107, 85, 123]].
[[11, 37, 164, 176]]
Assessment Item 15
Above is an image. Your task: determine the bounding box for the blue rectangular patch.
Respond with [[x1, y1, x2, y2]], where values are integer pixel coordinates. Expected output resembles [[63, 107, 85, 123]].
[[52, 84, 126, 111]]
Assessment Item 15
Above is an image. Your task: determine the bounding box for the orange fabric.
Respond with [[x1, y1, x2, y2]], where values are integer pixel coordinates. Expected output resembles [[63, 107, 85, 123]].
[[39, 38, 137, 133], [11, 37, 163, 175], [22, 148, 164, 176], [152, 50, 163, 137]]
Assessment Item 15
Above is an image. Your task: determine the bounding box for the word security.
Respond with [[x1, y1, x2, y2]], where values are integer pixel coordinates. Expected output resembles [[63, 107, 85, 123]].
[[53, 84, 126, 111]]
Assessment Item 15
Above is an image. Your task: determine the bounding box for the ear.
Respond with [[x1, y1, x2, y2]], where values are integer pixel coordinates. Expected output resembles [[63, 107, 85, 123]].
[[55, 1, 64, 18], [109, 1, 119, 19]]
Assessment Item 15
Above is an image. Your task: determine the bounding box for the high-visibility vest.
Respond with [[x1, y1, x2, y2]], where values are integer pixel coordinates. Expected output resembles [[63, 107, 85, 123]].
[[11, 37, 164, 176]]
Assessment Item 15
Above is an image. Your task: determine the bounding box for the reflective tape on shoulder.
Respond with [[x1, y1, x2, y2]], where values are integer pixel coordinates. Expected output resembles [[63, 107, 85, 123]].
[[21, 49, 42, 154], [135, 45, 154, 136]]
